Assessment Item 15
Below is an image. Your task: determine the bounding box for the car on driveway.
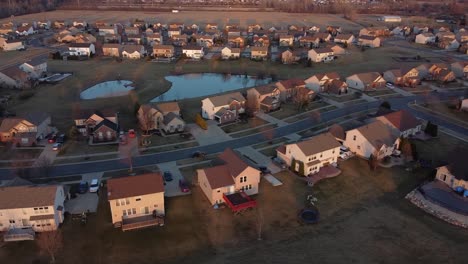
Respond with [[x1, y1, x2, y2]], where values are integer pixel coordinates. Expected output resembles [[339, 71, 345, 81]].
[[78, 181, 89, 194], [89, 179, 100, 193], [164, 171, 173, 182], [52, 143, 62, 151], [56, 134, 66, 144], [258, 166, 271, 175], [179, 179, 190, 193], [128, 129, 136, 138], [48, 134, 57, 143], [386, 82, 395, 89]]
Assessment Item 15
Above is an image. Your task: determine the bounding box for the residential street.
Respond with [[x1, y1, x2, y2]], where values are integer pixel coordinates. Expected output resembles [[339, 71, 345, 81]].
[[0, 90, 466, 179]]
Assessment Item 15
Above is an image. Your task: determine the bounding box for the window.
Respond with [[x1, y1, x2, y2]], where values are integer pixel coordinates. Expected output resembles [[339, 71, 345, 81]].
[[353, 135, 356, 141], [127, 209, 132, 215], [217, 190, 221, 193], [9, 220, 15, 224], [320, 154, 323, 158], [443, 175, 447, 181], [240, 177, 243, 183], [154, 204, 158, 208], [44, 207, 49, 213], [116, 200, 120, 206], [122, 210, 127, 216], [136, 198, 141, 202], [332, 150, 335, 154], [0, 223, 3, 227], [125, 198, 130, 205], [357, 146, 361, 150], [132, 208, 136, 215]]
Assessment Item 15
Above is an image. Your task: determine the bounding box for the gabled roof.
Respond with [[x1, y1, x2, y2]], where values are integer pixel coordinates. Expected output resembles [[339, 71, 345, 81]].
[[277, 78, 305, 89], [0, 185, 59, 209], [205, 92, 245, 107], [156, 102, 180, 113], [355, 121, 399, 149], [122, 44, 143, 53], [0, 118, 28, 132], [69, 42, 93, 48], [334, 34, 354, 41], [378, 110, 421, 132], [312, 72, 340, 81], [163, 112, 182, 125], [352, 72, 383, 84], [293, 132, 341, 156], [201, 165, 235, 189], [153, 44, 174, 50], [218, 148, 255, 178], [102, 43, 121, 49], [0, 65, 29, 81], [107, 173, 164, 200], [251, 84, 278, 95], [23, 56, 47, 66], [311, 47, 333, 54], [359, 35, 379, 41], [251, 46, 268, 52], [94, 118, 119, 131]]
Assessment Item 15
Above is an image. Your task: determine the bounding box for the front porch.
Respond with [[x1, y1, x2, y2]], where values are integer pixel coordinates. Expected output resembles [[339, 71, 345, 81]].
[[118, 214, 165, 231]]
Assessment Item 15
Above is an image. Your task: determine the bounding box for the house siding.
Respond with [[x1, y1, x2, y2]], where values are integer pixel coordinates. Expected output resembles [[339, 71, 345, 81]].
[[108, 192, 165, 225]]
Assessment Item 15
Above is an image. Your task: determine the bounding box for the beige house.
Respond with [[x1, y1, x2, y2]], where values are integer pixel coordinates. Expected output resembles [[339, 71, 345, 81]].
[[0, 112, 51, 146], [359, 27, 390, 37], [279, 34, 294, 46], [122, 45, 146, 59], [281, 49, 305, 64], [435, 148, 468, 190], [137, 102, 184, 133], [107, 173, 165, 231], [0, 185, 65, 233], [153, 44, 174, 58], [375, 110, 422, 138], [305, 72, 340, 92], [19, 57, 48, 79], [251, 46, 268, 60], [102, 43, 121, 57], [195, 35, 214, 48], [346, 72, 386, 91], [343, 121, 400, 159], [308, 47, 334, 63], [334, 34, 355, 44], [383, 67, 421, 87], [415, 33, 436, 44], [299, 36, 320, 48], [221, 47, 241, 60], [276, 132, 341, 176], [197, 148, 261, 205], [246, 84, 281, 112], [451, 61, 468, 79], [2, 39, 24, 51], [201, 92, 245, 124], [313, 32, 332, 42], [276, 79, 306, 102], [227, 36, 245, 48], [358, 36, 381, 48], [0, 65, 30, 88]]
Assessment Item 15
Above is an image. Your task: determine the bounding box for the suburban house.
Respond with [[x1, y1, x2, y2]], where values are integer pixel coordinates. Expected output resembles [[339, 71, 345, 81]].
[[413, 25, 430, 34], [226, 28, 241, 37], [197, 148, 261, 205], [334, 34, 355, 44], [281, 49, 305, 64], [126, 34, 143, 44], [103, 33, 121, 43], [438, 38, 460, 50], [252, 35, 270, 47], [107, 173, 165, 231], [0, 185, 66, 234], [419, 63, 457, 82], [276, 132, 341, 176], [221, 46, 241, 60], [74, 111, 119, 143], [0, 112, 51, 146], [153, 44, 174, 58], [72, 20, 87, 27], [146, 32, 161, 46], [205, 23, 218, 30], [98, 26, 116, 36], [343, 121, 400, 159], [313, 32, 332, 42], [308, 47, 334, 63], [182, 46, 204, 59], [250, 46, 269, 60], [323, 79, 348, 95], [68, 43, 95, 57], [279, 34, 294, 46], [346, 72, 386, 91], [195, 35, 214, 48], [125, 26, 140, 35], [275, 79, 306, 102], [170, 34, 188, 46], [451, 61, 468, 79], [2, 39, 24, 51], [102, 43, 121, 57], [392, 26, 411, 36], [167, 27, 181, 37], [122, 44, 146, 59], [15, 25, 35, 36], [201, 92, 245, 123], [246, 84, 281, 112], [330, 44, 345, 55], [305, 72, 340, 92], [227, 36, 245, 48], [137, 102, 184, 133], [359, 27, 390, 37], [326, 25, 342, 36], [307, 26, 320, 33], [457, 31, 468, 43], [435, 149, 468, 190], [0, 65, 30, 88], [436, 31, 456, 41], [415, 33, 436, 44], [375, 110, 422, 138], [383, 67, 421, 87], [18, 57, 47, 79], [299, 36, 320, 48], [358, 35, 381, 48]]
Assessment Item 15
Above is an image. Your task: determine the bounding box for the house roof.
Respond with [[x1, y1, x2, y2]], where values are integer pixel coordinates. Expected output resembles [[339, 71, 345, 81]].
[[356, 121, 399, 149], [251, 46, 268, 52], [313, 32, 331, 39], [359, 35, 379, 41], [163, 112, 182, 125], [379, 110, 421, 132], [218, 148, 256, 178], [24, 112, 50, 126], [312, 47, 334, 54], [328, 124, 345, 140], [5, 39, 22, 44], [153, 44, 174, 50], [251, 84, 278, 95], [206, 92, 245, 107], [122, 44, 143, 53], [277, 78, 305, 89], [103, 43, 121, 49], [94, 118, 118, 131], [69, 42, 92, 48], [325, 79, 347, 94], [156, 102, 180, 113], [334, 34, 354, 40], [294, 132, 341, 156], [0, 185, 59, 209], [201, 165, 235, 189], [260, 96, 277, 106], [0, 118, 27, 132], [107, 173, 164, 200], [353, 72, 383, 84], [313, 72, 340, 81], [30, 214, 55, 221], [183, 45, 202, 51], [0, 65, 29, 81]]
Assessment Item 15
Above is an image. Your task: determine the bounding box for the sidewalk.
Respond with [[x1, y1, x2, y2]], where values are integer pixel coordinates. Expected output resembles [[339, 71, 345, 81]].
[[256, 112, 288, 127], [320, 97, 344, 108], [359, 92, 378, 102], [235, 146, 281, 174]]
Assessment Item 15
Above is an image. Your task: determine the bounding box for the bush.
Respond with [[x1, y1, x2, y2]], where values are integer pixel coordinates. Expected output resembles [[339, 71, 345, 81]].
[[195, 114, 208, 130]]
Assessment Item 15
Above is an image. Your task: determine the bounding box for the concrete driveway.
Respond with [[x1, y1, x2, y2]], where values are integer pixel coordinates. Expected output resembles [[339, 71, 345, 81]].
[[33, 143, 58, 167], [235, 146, 281, 174], [188, 120, 232, 146], [157, 161, 191, 197], [65, 192, 99, 214]]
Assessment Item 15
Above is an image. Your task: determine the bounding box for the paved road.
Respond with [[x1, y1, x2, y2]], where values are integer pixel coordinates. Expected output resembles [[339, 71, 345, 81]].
[[1, 91, 466, 180]]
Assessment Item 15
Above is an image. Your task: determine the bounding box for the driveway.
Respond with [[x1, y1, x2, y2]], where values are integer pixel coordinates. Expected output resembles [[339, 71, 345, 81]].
[[157, 161, 191, 197], [188, 120, 232, 146], [235, 146, 281, 174], [33, 143, 58, 167], [65, 192, 99, 214]]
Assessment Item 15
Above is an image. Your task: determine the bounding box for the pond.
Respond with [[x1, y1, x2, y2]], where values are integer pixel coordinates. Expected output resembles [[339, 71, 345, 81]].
[[80, 80, 135, 100], [151, 73, 271, 102]]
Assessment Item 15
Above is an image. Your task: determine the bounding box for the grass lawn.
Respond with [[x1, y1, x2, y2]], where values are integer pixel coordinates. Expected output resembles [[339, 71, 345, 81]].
[[416, 102, 468, 126], [141, 141, 199, 154], [0, 147, 43, 160], [365, 89, 397, 97], [229, 124, 277, 138], [259, 146, 278, 157], [57, 140, 118, 157], [252, 137, 288, 149], [411, 133, 468, 166], [284, 105, 337, 123], [320, 92, 360, 103], [220, 117, 269, 134], [144, 134, 195, 147], [342, 98, 368, 106], [269, 101, 329, 120]]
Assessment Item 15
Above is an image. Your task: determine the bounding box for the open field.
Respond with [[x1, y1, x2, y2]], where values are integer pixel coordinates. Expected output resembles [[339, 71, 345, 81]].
[[2, 134, 468, 264]]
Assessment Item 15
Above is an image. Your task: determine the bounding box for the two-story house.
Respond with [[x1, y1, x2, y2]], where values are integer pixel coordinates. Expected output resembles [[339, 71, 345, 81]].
[[19, 57, 48, 79], [383, 67, 421, 87], [201, 92, 245, 124], [102, 43, 121, 57], [375, 110, 422, 138], [0, 65, 29, 88], [275, 78, 306, 102], [197, 148, 261, 205], [0, 112, 51, 146], [346, 72, 386, 91], [308, 47, 334, 63], [137, 102, 185, 133], [334, 34, 355, 44], [0, 185, 65, 235], [182, 46, 204, 59], [74, 111, 119, 143], [122, 44, 146, 59], [250, 46, 268, 60], [276, 132, 341, 176], [279, 34, 294, 47], [153, 44, 174, 58], [221, 47, 241, 60], [68, 43, 95, 57], [358, 35, 381, 48], [246, 84, 281, 112], [305, 72, 340, 92], [107, 173, 165, 231], [415, 33, 436, 44], [299, 36, 320, 48], [435, 148, 467, 190]]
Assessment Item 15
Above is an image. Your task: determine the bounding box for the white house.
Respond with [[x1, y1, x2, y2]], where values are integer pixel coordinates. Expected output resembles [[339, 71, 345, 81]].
[[346, 72, 386, 91], [2, 39, 24, 51], [221, 47, 241, 60], [19, 57, 47, 79], [68, 43, 95, 57], [305, 72, 340, 92], [201, 92, 245, 124], [375, 110, 422, 138], [276, 132, 341, 176], [182, 46, 204, 59], [308, 47, 334, 63], [334, 34, 355, 44], [15, 25, 35, 36], [98, 26, 116, 36], [122, 44, 146, 59], [0, 185, 66, 233], [415, 33, 436, 44], [343, 121, 400, 159]]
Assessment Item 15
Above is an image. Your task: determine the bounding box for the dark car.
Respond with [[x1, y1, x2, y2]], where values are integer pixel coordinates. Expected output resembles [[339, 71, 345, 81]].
[[56, 134, 66, 144], [48, 134, 57, 144], [192, 151, 207, 159], [78, 181, 89, 194], [179, 179, 190, 193], [163, 171, 173, 182], [258, 166, 271, 175]]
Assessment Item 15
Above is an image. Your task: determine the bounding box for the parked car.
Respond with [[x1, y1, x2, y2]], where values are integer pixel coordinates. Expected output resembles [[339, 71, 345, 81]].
[[52, 143, 62, 151], [339, 152, 349, 160], [163, 171, 173, 182], [78, 181, 89, 194], [179, 179, 190, 193], [128, 129, 136, 138], [48, 134, 57, 143], [192, 151, 207, 158], [272, 157, 287, 169], [340, 145, 349, 152], [56, 134, 66, 144], [89, 179, 100, 193], [258, 166, 271, 175], [386, 82, 394, 89]]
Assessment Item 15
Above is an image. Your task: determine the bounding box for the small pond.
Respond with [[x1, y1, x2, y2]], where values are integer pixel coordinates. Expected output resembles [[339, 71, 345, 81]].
[[80, 80, 135, 100], [151, 73, 271, 102]]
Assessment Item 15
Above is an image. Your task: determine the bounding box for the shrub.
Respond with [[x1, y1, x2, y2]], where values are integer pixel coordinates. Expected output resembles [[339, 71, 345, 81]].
[[195, 114, 208, 130]]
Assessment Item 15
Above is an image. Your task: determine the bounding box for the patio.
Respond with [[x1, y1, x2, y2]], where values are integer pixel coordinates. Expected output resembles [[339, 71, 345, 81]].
[[307, 165, 342, 186]]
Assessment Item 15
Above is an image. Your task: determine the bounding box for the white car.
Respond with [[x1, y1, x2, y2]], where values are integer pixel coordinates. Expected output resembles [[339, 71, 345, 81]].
[[340, 145, 349, 152], [386, 82, 395, 89], [339, 152, 349, 160], [89, 179, 100, 193]]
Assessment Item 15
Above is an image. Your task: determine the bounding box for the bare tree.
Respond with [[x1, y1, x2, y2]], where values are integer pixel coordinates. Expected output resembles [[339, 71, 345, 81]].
[[256, 207, 264, 241], [293, 88, 311, 110], [36, 228, 63, 264], [245, 94, 259, 116]]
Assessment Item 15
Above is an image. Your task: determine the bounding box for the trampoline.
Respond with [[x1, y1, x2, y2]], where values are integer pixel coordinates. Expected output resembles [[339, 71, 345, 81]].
[[298, 208, 320, 224]]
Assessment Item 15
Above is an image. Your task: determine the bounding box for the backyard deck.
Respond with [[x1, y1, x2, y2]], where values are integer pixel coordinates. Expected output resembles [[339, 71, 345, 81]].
[[120, 214, 165, 231], [223, 192, 257, 213]]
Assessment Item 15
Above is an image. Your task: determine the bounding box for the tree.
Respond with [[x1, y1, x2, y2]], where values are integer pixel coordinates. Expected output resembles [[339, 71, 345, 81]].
[[36, 228, 63, 264], [306, 58, 312, 67], [380, 101, 391, 110], [298, 160, 305, 176], [245, 95, 259, 116], [133, 101, 141, 117], [400, 138, 413, 161], [139, 107, 156, 135], [424, 121, 438, 137], [368, 153, 379, 172], [293, 88, 312, 110], [195, 114, 207, 130]]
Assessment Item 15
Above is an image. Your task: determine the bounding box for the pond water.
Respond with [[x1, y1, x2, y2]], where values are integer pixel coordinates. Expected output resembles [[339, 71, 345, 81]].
[[80, 80, 135, 100], [151, 73, 271, 102]]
